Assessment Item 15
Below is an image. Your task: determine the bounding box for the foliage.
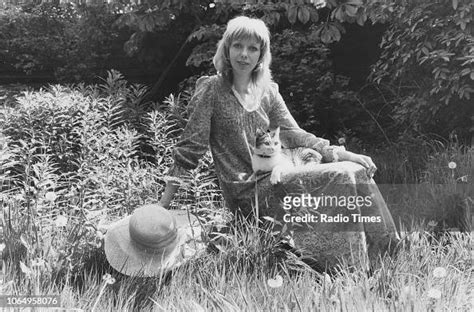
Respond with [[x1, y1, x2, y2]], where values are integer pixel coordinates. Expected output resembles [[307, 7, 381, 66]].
[[368, 0, 474, 140], [1, 71, 472, 310], [271, 29, 364, 137], [0, 71, 222, 281], [0, 3, 129, 82]]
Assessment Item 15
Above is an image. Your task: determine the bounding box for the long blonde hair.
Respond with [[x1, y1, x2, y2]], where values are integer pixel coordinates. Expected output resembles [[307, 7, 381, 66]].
[[213, 16, 273, 91]]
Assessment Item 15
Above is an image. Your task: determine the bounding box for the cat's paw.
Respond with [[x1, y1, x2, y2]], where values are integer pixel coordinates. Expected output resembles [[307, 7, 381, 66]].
[[270, 166, 284, 184]]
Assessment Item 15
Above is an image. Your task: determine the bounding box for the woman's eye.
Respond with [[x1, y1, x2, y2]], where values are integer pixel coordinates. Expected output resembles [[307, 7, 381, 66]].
[[233, 43, 242, 48], [250, 46, 259, 52]]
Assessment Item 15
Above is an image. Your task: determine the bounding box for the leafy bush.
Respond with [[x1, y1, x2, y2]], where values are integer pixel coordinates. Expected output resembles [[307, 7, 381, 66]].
[[0, 70, 222, 282], [368, 0, 474, 141], [0, 3, 127, 82], [271, 29, 364, 138]]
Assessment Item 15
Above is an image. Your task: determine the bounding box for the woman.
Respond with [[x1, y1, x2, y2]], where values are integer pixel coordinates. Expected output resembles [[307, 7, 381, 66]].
[[159, 16, 399, 270]]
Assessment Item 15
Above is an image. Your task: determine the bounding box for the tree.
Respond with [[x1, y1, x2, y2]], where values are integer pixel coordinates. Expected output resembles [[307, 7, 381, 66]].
[[113, 0, 372, 101], [367, 0, 474, 141]]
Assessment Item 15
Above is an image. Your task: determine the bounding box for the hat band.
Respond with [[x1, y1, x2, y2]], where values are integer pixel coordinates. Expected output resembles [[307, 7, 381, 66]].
[[129, 228, 178, 251]]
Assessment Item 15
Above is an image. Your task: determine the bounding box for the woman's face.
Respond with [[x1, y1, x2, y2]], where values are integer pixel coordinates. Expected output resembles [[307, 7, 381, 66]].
[[228, 37, 261, 78]]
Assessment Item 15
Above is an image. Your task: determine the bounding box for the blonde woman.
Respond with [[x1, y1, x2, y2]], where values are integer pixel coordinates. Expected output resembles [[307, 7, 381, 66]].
[[159, 16, 399, 271]]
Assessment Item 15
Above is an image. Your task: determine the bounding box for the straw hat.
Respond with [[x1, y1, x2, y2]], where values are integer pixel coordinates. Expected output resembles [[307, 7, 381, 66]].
[[104, 204, 205, 277]]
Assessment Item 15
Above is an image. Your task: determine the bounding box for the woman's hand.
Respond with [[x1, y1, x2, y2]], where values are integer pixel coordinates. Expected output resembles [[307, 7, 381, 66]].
[[337, 150, 377, 178]]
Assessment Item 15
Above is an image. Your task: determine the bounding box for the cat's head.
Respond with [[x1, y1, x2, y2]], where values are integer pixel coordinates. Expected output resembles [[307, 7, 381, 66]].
[[254, 127, 281, 156]]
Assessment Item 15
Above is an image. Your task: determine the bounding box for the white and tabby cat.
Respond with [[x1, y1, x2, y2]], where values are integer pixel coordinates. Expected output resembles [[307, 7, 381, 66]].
[[248, 127, 322, 184]]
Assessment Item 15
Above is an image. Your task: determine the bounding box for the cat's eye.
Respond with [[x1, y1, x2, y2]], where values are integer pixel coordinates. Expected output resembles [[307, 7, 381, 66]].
[[274, 142, 278, 146]]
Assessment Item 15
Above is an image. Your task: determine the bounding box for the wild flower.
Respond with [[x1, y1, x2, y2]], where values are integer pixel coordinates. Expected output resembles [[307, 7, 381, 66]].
[[102, 273, 116, 285], [91, 273, 117, 312], [448, 161, 457, 169], [44, 191, 57, 202], [54, 215, 68, 227], [267, 275, 283, 288], [427, 220, 438, 228], [426, 288, 442, 300], [338, 137, 346, 145], [432, 267, 447, 278]]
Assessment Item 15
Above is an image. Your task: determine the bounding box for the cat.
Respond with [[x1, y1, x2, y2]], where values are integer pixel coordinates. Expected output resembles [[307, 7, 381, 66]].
[[248, 127, 323, 184]]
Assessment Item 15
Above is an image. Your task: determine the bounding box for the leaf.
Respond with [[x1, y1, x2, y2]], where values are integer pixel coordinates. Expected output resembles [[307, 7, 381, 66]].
[[470, 72, 474, 80], [452, 0, 458, 10], [297, 6, 310, 24], [20, 261, 32, 276], [262, 216, 276, 223], [288, 5, 298, 24], [321, 28, 331, 44], [310, 9, 319, 22], [345, 4, 358, 17], [20, 235, 31, 251], [356, 11, 367, 26]]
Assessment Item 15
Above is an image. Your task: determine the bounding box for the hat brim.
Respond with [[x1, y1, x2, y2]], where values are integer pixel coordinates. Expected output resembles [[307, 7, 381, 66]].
[[104, 210, 205, 277]]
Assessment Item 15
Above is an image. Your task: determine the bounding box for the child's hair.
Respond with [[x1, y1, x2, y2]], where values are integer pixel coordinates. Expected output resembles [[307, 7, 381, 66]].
[[213, 16, 273, 91]]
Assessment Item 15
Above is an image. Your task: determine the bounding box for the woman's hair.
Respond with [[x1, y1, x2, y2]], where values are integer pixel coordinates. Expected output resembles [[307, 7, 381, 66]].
[[213, 16, 273, 90]]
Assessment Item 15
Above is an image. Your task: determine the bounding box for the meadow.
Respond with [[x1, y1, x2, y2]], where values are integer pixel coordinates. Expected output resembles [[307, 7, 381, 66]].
[[0, 73, 472, 311]]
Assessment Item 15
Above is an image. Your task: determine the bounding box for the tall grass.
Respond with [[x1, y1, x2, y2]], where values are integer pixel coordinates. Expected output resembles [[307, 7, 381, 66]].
[[0, 73, 472, 311]]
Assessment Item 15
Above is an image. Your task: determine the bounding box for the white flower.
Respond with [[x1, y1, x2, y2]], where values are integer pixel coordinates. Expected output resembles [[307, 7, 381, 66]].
[[433, 267, 447, 278], [426, 288, 442, 300], [267, 275, 283, 288], [102, 273, 116, 285], [448, 162, 457, 169], [427, 220, 438, 227], [44, 192, 57, 202], [54, 215, 68, 227], [338, 137, 346, 145]]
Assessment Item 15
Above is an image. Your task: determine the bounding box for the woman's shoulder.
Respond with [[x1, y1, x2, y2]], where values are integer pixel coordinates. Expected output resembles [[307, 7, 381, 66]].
[[195, 74, 225, 91], [260, 81, 282, 105]]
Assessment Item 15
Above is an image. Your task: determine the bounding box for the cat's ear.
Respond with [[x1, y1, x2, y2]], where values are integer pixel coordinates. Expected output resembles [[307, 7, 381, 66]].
[[271, 126, 280, 138], [256, 128, 266, 137]]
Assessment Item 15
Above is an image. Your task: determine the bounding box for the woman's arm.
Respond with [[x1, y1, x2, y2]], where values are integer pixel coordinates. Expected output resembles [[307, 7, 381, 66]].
[[267, 82, 377, 176], [159, 181, 180, 209], [267, 83, 336, 162]]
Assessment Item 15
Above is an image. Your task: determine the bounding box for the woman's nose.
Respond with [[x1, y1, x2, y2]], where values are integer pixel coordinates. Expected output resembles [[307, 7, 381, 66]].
[[241, 48, 248, 57]]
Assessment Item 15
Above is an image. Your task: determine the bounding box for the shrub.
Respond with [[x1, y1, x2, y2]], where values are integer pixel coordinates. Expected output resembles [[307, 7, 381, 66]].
[[0, 3, 127, 82], [368, 0, 474, 141], [0, 71, 222, 284]]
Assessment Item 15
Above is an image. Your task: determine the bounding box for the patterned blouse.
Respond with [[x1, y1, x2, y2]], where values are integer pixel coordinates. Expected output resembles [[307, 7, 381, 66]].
[[169, 74, 341, 211]]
